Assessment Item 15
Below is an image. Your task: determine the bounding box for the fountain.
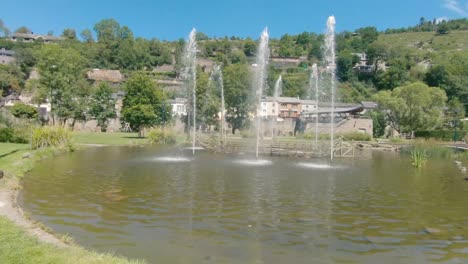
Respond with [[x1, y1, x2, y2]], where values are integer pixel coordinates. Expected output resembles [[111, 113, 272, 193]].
[[254, 28, 270, 158], [182, 29, 198, 155], [210, 65, 226, 147], [324, 16, 336, 160], [311, 64, 319, 145], [273, 75, 282, 98]]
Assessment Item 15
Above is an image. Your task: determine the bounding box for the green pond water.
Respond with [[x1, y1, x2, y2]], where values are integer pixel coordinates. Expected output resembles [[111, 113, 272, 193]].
[[20, 146, 468, 263]]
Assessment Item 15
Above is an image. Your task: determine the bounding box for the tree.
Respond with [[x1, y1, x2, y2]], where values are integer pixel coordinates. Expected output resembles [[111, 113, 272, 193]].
[[80, 29, 94, 43], [36, 45, 87, 126], [121, 73, 171, 136], [356, 27, 378, 45], [336, 49, 359, 81], [89, 82, 117, 132], [195, 31, 209, 41], [0, 19, 10, 37], [223, 64, 252, 134], [243, 37, 257, 56], [62, 28, 77, 40], [93, 19, 120, 44], [373, 82, 447, 134], [436, 23, 449, 35], [15, 26, 32, 34], [10, 103, 38, 120]]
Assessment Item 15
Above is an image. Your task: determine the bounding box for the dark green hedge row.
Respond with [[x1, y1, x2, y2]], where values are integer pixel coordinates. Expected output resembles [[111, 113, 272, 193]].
[[415, 130, 467, 141], [0, 128, 29, 143]]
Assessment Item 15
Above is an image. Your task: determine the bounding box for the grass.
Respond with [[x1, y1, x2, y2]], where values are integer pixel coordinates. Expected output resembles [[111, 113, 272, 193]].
[[0, 216, 144, 264], [379, 30, 468, 54], [72, 132, 148, 145]]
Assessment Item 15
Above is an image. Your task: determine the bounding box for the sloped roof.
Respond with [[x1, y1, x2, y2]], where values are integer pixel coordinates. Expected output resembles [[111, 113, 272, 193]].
[[87, 69, 124, 83]]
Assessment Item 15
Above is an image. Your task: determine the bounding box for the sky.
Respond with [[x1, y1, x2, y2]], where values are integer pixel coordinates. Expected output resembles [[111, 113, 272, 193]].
[[1, 0, 467, 40]]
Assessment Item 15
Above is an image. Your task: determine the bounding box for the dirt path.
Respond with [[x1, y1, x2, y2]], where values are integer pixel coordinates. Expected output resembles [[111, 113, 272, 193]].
[[0, 187, 67, 248]]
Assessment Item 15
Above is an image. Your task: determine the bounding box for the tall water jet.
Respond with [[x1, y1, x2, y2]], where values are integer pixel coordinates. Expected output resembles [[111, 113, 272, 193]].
[[210, 65, 225, 147], [273, 75, 282, 98], [182, 29, 197, 155], [311, 64, 319, 145], [254, 28, 270, 158], [324, 16, 336, 160]]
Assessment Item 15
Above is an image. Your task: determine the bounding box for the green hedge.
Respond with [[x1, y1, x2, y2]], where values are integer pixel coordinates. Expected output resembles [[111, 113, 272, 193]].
[[415, 130, 467, 141], [0, 127, 29, 143]]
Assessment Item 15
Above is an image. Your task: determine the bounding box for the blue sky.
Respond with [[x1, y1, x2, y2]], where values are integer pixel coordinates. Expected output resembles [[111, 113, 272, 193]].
[[1, 0, 467, 40]]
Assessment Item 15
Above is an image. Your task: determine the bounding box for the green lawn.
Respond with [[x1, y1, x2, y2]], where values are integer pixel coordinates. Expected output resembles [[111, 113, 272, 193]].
[[0, 216, 143, 264], [72, 132, 147, 145], [0, 143, 32, 177]]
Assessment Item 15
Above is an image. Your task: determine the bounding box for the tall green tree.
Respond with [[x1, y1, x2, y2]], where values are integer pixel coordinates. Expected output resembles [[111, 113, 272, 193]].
[[36, 45, 87, 126], [223, 64, 252, 134], [121, 73, 171, 136], [89, 82, 117, 132], [373, 82, 447, 134], [10, 103, 38, 120]]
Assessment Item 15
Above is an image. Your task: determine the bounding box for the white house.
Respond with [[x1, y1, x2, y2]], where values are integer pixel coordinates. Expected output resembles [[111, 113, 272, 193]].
[[170, 98, 187, 116], [300, 99, 317, 113], [260, 96, 279, 118]]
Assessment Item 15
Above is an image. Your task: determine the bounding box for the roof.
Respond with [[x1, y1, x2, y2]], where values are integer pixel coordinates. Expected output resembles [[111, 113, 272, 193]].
[[361, 101, 378, 108], [0, 48, 15, 56], [277, 97, 301, 103], [12, 33, 64, 41], [302, 104, 364, 115], [169, 98, 187, 104], [300, 99, 317, 105], [87, 69, 124, 83]]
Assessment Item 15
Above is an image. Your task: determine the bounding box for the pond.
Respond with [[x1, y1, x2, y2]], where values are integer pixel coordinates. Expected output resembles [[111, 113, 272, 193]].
[[20, 146, 468, 263]]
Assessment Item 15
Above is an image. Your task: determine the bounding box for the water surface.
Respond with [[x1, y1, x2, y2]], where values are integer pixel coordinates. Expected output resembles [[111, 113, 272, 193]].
[[21, 146, 468, 263]]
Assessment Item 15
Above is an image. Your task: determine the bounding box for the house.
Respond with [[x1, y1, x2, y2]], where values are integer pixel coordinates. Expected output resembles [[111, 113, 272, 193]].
[[352, 52, 374, 74], [260, 96, 278, 118], [87, 69, 124, 83], [277, 97, 301, 118], [0, 48, 15, 65], [170, 98, 187, 116], [300, 99, 317, 113], [10, 33, 64, 43]]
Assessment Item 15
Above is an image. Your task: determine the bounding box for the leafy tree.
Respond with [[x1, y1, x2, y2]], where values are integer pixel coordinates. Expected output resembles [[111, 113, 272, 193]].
[[436, 23, 449, 35], [336, 49, 359, 81], [0, 64, 24, 96], [356, 27, 378, 45], [62, 28, 77, 40], [243, 37, 257, 56], [93, 18, 120, 44], [0, 19, 10, 37], [223, 64, 252, 134], [10, 103, 38, 120], [36, 45, 87, 126], [89, 82, 116, 132], [370, 110, 385, 138], [15, 26, 32, 34], [80, 29, 94, 43], [373, 82, 447, 134], [195, 31, 209, 41], [121, 73, 171, 136]]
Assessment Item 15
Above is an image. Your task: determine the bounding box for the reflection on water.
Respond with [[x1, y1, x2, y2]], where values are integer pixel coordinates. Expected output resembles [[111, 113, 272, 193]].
[[20, 146, 468, 263]]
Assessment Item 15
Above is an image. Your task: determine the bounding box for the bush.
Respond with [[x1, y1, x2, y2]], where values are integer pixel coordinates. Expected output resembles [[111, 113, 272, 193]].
[[0, 127, 29, 143], [415, 130, 467, 141], [147, 127, 176, 144], [31, 126, 73, 150], [339, 132, 372, 141]]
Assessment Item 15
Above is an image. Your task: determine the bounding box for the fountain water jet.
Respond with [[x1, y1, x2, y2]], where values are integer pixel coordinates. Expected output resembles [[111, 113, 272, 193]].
[[210, 65, 226, 147], [182, 29, 198, 155], [324, 16, 336, 160], [273, 75, 282, 98], [254, 28, 270, 158]]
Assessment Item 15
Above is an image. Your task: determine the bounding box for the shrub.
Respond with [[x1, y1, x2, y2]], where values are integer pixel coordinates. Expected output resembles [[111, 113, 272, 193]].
[[415, 130, 467, 141], [31, 126, 73, 150], [339, 132, 372, 141], [147, 127, 176, 144], [0, 127, 29, 143]]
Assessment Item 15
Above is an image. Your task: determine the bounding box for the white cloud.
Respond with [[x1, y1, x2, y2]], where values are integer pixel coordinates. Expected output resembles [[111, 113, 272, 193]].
[[442, 0, 468, 16]]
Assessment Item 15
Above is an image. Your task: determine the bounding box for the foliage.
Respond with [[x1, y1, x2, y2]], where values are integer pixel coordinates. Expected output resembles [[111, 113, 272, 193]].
[[31, 126, 73, 150], [374, 82, 447, 133], [88, 82, 116, 132], [414, 130, 467, 141], [370, 110, 386, 138], [121, 73, 171, 136], [36, 45, 87, 125], [410, 148, 427, 168], [0, 127, 28, 143], [10, 103, 38, 120], [223, 64, 253, 134], [147, 127, 176, 144], [339, 132, 372, 141]]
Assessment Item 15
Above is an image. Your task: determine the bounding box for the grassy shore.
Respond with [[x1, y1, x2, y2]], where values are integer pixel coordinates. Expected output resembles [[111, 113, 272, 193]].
[[0, 142, 145, 264], [72, 131, 147, 145]]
